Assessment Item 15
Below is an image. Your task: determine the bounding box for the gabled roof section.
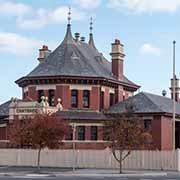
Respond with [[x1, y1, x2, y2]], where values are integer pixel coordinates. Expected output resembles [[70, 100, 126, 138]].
[[17, 24, 139, 89], [0, 100, 11, 117], [107, 92, 180, 115]]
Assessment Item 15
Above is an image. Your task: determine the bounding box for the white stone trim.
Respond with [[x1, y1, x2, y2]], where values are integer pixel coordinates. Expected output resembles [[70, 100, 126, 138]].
[[101, 86, 115, 94], [36, 85, 56, 90], [23, 87, 28, 93], [70, 84, 92, 90], [0, 124, 7, 128], [143, 116, 153, 120], [69, 123, 103, 127], [0, 140, 9, 143], [63, 140, 108, 143]]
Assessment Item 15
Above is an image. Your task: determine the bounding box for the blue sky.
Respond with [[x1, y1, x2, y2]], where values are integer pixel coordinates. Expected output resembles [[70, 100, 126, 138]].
[[0, 0, 180, 103]]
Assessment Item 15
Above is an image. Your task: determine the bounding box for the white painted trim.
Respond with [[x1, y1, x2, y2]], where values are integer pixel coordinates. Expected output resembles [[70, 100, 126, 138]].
[[101, 86, 115, 94], [69, 123, 104, 126], [36, 85, 56, 90], [23, 87, 28, 93], [0, 140, 9, 142], [70, 84, 92, 90], [0, 124, 7, 128], [63, 140, 108, 143], [143, 116, 153, 120]]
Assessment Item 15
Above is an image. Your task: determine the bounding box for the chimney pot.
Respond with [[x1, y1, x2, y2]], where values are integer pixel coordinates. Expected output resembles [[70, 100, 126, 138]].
[[38, 45, 51, 63], [75, 33, 80, 42], [80, 37, 85, 42]]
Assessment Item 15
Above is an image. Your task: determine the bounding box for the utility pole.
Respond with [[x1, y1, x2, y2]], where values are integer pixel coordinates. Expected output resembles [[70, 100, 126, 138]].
[[172, 40, 176, 150]]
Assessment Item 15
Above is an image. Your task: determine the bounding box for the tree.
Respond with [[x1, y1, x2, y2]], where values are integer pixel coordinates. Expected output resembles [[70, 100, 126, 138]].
[[9, 113, 69, 172], [105, 104, 152, 174]]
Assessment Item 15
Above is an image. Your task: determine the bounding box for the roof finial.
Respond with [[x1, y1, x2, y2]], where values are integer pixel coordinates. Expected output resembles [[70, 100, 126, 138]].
[[90, 17, 93, 34], [68, 6, 71, 25]]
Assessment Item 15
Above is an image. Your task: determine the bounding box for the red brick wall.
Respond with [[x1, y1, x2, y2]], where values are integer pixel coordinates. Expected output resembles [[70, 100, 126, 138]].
[[104, 88, 110, 110], [0, 127, 7, 140], [152, 116, 173, 150], [98, 126, 103, 141], [28, 86, 37, 100], [152, 116, 162, 150], [115, 85, 124, 103], [112, 59, 123, 81], [85, 126, 91, 140], [161, 116, 172, 150], [55, 85, 63, 105], [78, 90, 83, 109], [90, 86, 100, 111], [55, 85, 71, 110]]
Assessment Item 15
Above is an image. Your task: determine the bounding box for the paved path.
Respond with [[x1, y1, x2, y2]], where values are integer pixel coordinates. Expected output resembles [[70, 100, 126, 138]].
[[0, 166, 180, 180]]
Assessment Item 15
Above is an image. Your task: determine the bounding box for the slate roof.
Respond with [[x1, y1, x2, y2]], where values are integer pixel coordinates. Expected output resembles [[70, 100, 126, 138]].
[[107, 92, 180, 115], [21, 24, 138, 88], [0, 100, 11, 117], [56, 110, 107, 120]]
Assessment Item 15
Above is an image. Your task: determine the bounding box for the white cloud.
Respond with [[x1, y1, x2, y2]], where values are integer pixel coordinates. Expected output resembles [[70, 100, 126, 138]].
[[0, 1, 31, 16], [107, 0, 180, 13], [139, 43, 161, 55], [73, 0, 101, 9], [0, 32, 46, 55], [16, 6, 85, 30]]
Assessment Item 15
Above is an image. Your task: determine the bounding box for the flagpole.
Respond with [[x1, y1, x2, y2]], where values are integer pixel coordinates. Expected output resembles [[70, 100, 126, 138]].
[[173, 40, 176, 150]]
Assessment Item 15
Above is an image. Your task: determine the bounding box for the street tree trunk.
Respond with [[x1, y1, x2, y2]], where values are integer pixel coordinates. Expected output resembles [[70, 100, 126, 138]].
[[119, 150, 123, 174], [37, 148, 41, 172]]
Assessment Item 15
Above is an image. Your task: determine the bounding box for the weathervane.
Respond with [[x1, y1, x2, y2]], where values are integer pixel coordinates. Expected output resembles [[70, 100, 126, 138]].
[[90, 17, 93, 34], [68, 6, 71, 25]]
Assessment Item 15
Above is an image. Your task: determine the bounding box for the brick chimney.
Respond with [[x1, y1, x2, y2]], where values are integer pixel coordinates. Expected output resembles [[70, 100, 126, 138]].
[[110, 39, 125, 81], [170, 75, 180, 101], [38, 45, 51, 63]]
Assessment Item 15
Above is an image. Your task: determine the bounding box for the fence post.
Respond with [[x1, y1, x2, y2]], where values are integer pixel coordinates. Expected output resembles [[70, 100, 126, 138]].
[[177, 149, 180, 171]]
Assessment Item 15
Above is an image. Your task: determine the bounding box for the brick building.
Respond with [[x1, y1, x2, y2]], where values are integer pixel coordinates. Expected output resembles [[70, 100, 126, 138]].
[[0, 20, 179, 150]]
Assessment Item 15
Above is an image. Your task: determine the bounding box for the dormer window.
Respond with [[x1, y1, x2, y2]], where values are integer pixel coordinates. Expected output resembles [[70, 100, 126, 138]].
[[71, 90, 78, 108], [83, 90, 90, 108]]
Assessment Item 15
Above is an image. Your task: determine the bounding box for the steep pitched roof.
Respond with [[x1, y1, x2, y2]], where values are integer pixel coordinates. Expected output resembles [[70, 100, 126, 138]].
[[23, 24, 138, 88], [107, 92, 180, 115], [0, 100, 11, 117], [56, 110, 107, 120]]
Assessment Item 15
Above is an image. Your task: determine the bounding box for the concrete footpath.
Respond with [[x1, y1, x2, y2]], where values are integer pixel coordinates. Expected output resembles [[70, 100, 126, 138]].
[[0, 166, 168, 178]]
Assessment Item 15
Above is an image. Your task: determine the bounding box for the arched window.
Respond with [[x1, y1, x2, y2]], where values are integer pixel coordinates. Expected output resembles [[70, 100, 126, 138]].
[[71, 90, 78, 108], [48, 89, 55, 106], [83, 90, 90, 108]]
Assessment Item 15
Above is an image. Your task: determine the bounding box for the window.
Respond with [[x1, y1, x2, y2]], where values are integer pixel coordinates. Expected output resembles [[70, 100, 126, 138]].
[[71, 90, 78, 108], [83, 90, 90, 108], [65, 132, 73, 140], [100, 91, 104, 110], [91, 126, 97, 140], [48, 90, 55, 106], [109, 93, 115, 106], [78, 126, 85, 140], [144, 119, 152, 131], [38, 90, 44, 103]]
